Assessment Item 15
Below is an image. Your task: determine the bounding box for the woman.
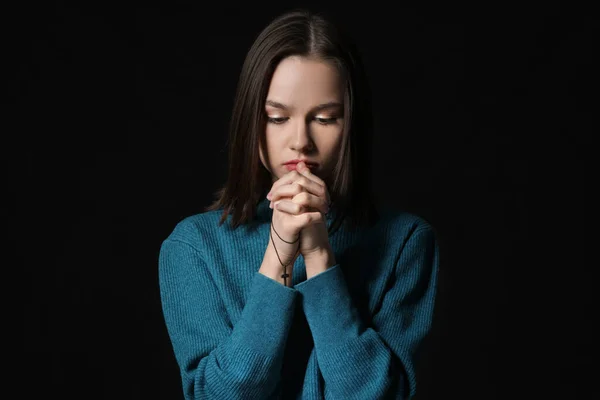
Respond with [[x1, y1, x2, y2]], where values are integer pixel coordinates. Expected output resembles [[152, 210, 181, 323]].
[[159, 8, 439, 400]]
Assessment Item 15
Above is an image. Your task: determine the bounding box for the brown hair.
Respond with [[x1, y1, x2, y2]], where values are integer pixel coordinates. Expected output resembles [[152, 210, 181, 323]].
[[205, 8, 379, 235]]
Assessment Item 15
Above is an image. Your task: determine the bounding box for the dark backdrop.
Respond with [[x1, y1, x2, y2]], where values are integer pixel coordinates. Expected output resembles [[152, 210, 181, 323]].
[[11, 2, 591, 399]]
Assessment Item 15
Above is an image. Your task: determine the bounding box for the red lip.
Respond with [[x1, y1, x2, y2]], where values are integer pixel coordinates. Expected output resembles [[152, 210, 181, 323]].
[[284, 159, 318, 166]]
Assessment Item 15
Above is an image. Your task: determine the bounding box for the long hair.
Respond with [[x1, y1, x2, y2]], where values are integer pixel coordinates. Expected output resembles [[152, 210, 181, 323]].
[[205, 8, 379, 235]]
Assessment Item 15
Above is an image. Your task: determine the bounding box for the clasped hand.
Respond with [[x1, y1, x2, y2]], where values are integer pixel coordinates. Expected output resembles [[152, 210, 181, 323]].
[[267, 161, 331, 259]]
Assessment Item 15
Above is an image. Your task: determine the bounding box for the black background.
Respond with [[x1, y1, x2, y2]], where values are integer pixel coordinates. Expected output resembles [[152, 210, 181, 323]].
[[10, 1, 592, 399]]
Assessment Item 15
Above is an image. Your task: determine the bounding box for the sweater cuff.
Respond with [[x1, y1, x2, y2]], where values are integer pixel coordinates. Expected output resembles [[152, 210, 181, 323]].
[[294, 265, 364, 354], [230, 271, 299, 358]]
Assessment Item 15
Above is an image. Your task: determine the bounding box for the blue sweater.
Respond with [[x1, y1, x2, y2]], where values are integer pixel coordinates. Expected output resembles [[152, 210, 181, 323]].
[[159, 197, 439, 399]]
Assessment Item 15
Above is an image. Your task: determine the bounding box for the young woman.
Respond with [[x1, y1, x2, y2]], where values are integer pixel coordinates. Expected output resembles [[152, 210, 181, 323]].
[[159, 8, 439, 400]]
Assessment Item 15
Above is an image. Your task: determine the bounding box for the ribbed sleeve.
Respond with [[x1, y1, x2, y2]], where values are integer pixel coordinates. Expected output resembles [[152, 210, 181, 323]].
[[294, 225, 439, 399], [159, 237, 298, 400]]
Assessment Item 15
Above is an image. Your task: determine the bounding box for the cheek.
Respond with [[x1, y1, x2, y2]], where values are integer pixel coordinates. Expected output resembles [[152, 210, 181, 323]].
[[260, 131, 280, 167], [265, 125, 278, 142], [316, 127, 343, 151], [333, 132, 344, 152], [264, 128, 282, 153]]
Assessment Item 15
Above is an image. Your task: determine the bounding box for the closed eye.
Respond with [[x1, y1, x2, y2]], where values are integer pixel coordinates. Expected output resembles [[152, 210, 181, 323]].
[[267, 117, 339, 125], [267, 117, 288, 124], [315, 117, 338, 125]]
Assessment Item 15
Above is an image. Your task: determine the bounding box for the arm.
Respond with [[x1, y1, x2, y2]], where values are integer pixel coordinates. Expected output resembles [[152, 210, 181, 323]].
[[294, 225, 439, 399], [159, 237, 298, 400]]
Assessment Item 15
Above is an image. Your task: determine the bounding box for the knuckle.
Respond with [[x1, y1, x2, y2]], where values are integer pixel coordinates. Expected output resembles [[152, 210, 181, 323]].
[[299, 191, 310, 201]]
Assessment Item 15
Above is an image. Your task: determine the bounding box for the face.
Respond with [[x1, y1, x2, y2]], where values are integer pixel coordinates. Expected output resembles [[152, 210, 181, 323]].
[[259, 55, 344, 184]]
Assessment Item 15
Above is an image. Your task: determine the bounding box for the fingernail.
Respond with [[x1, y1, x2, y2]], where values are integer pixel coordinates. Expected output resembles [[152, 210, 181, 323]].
[[267, 192, 272, 199], [269, 202, 273, 208]]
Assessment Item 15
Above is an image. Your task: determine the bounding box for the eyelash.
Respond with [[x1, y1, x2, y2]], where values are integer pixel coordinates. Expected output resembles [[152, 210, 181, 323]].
[[267, 117, 339, 125]]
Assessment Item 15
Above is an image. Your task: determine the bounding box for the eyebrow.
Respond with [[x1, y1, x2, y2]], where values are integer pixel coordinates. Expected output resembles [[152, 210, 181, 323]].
[[265, 100, 343, 112]]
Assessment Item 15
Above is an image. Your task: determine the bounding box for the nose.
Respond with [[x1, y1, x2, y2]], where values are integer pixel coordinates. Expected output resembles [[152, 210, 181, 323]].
[[290, 120, 314, 151]]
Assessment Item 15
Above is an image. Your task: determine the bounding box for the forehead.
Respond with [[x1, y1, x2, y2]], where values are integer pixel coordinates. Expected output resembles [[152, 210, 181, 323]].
[[266, 56, 343, 108]]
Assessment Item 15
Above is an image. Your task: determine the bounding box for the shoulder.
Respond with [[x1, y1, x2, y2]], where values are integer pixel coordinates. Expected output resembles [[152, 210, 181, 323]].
[[161, 208, 230, 253], [374, 209, 439, 274], [377, 207, 436, 239], [370, 207, 438, 258]]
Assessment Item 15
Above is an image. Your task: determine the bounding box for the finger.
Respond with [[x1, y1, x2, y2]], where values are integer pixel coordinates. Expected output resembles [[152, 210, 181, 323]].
[[290, 189, 329, 215], [269, 183, 329, 216], [295, 161, 325, 187], [270, 178, 324, 202], [268, 161, 324, 194], [275, 200, 324, 225], [270, 181, 302, 204], [273, 191, 328, 215], [273, 199, 306, 215], [267, 170, 303, 196], [296, 162, 330, 205], [267, 164, 329, 205], [302, 209, 325, 226]]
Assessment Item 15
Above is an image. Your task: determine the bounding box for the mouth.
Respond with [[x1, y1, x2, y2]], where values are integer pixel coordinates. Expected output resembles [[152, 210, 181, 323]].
[[284, 162, 318, 171], [284, 159, 319, 166]]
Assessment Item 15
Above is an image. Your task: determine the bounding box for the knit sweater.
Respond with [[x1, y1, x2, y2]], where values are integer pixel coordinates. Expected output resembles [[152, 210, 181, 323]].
[[158, 197, 439, 400]]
